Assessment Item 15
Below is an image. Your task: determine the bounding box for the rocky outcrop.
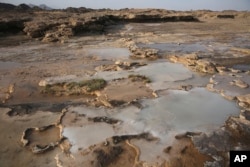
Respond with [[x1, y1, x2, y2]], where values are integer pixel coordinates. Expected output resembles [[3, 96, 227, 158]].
[[169, 54, 218, 74], [207, 70, 250, 101], [23, 21, 61, 38], [130, 47, 159, 59], [120, 38, 159, 59], [0, 84, 14, 104], [2, 4, 250, 43], [21, 125, 62, 154], [0, 4, 201, 42], [95, 61, 146, 71], [237, 94, 250, 109], [193, 116, 250, 167], [42, 24, 74, 42], [230, 79, 249, 89], [195, 60, 218, 74]]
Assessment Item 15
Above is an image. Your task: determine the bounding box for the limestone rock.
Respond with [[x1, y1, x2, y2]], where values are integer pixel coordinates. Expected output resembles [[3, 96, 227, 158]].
[[31, 143, 56, 154], [130, 48, 158, 59], [184, 53, 199, 60], [169, 54, 217, 74], [96, 62, 146, 71], [169, 54, 197, 66], [216, 66, 228, 73], [240, 110, 250, 121], [179, 85, 193, 91], [230, 79, 249, 89], [237, 94, 250, 105], [229, 68, 241, 73], [195, 60, 218, 74], [208, 71, 250, 101]]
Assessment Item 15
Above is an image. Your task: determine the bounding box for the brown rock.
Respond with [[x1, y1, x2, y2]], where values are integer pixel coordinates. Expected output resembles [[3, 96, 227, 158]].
[[184, 53, 199, 60], [216, 66, 228, 73], [195, 60, 218, 74], [169, 54, 217, 74], [237, 94, 250, 105], [240, 110, 250, 121], [169, 53, 198, 65], [230, 79, 249, 89]]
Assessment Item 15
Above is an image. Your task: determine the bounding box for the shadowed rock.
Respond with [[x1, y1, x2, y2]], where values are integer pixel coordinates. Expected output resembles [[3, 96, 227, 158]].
[[217, 15, 235, 19]]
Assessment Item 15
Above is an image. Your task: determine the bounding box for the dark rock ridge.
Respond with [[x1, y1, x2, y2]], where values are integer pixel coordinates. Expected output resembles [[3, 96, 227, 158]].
[[0, 2, 53, 11], [65, 7, 94, 13], [0, 3, 16, 10], [0, 3, 31, 11], [16, 4, 31, 11]]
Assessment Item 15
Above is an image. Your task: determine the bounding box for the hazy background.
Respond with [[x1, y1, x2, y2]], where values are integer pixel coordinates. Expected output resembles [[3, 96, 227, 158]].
[[1, 0, 250, 10]]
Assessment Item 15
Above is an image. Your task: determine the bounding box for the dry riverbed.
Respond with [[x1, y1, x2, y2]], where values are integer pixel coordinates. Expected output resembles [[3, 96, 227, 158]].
[[0, 8, 250, 167]]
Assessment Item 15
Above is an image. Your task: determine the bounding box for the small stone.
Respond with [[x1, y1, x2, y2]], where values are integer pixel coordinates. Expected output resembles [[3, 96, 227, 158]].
[[206, 83, 214, 91], [238, 102, 249, 109], [184, 53, 199, 60], [239, 110, 250, 120], [8, 84, 15, 94], [39, 80, 47, 87], [31, 144, 54, 154], [180, 85, 193, 91], [229, 68, 241, 73], [163, 146, 172, 154], [216, 66, 228, 73], [169, 55, 178, 63], [237, 94, 250, 105], [221, 92, 236, 101], [115, 60, 122, 65], [152, 91, 158, 97], [230, 79, 249, 89], [103, 140, 109, 146], [209, 77, 216, 84]]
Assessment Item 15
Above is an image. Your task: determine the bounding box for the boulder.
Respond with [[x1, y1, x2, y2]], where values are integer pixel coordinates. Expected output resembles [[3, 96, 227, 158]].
[[169, 54, 217, 74], [130, 48, 158, 59], [195, 60, 218, 74]]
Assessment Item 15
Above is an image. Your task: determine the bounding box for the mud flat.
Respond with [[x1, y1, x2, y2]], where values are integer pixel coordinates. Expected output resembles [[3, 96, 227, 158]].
[[0, 4, 250, 167]]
